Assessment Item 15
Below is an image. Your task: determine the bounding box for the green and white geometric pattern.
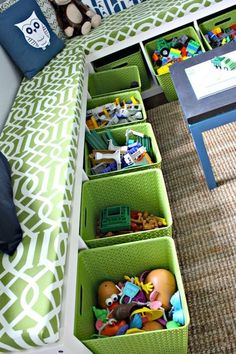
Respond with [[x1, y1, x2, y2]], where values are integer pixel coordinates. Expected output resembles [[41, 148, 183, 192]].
[[69, 0, 225, 54], [0, 43, 85, 352]]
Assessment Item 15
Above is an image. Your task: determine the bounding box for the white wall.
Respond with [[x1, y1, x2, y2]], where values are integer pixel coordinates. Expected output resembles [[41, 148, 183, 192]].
[[0, 45, 22, 133]]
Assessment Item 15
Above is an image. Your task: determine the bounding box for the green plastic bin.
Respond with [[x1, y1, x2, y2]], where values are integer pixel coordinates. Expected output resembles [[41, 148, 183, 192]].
[[87, 90, 146, 130], [94, 47, 151, 91], [199, 9, 236, 50], [144, 26, 205, 101], [80, 169, 172, 248], [75, 237, 190, 354], [84, 122, 162, 179], [88, 66, 141, 97]]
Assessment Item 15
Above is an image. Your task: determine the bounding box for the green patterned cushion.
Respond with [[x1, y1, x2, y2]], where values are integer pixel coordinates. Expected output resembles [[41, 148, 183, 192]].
[[68, 0, 225, 54], [0, 42, 85, 352]]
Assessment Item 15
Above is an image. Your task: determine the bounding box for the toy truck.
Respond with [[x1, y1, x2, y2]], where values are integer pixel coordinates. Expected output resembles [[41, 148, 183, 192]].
[[211, 56, 236, 71]]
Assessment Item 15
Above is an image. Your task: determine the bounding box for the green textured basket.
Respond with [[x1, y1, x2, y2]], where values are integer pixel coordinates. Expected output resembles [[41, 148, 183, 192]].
[[75, 237, 190, 354], [80, 169, 172, 248], [87, 90, 146, 130], [94, 49, 151, 91], [199, 9, 236, 50], [144, 26, 205, 102], [88, 66, 141, 97], [85, 122, 162, 179]]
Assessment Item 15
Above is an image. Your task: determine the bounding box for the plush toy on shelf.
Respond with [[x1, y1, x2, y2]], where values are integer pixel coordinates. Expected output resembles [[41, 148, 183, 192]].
[[49, 0, 102, 37]]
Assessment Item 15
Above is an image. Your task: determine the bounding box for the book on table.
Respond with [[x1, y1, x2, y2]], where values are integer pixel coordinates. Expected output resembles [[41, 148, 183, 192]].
[[185, 49, 236, 100]]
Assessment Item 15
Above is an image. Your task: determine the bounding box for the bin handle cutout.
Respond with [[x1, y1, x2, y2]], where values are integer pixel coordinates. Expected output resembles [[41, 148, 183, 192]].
[[80, 285, 83, 315], [112, 63, 128, 69], [215, 17, 232, 26], [84, 208, 87, 228]]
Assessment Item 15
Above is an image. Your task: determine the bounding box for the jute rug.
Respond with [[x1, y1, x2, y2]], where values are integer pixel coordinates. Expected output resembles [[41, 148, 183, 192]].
[[147, 101, 236, 354]]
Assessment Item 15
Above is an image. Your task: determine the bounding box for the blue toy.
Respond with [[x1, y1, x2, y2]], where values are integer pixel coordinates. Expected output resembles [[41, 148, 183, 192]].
[[120, 282, 140, 304], [169, 291, 185, 325]]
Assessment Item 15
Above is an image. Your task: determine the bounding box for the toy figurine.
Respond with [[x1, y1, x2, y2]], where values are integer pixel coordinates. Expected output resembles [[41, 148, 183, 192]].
[[50, 0, 101, 37], [98, 280, 119, 309], [145, 269, 177, 310]]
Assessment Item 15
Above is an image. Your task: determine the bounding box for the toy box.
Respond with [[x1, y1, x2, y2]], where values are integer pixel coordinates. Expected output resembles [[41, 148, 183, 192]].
[[88, 66, 141, 97], [84, 122, 162, 179], [144, 26, 204, 101], [94, 45, 151, 91], [75, 237, 190, 354], [199, 9, 236, 50], [86, 90, 146, 130], [80, 169, 172, 248]]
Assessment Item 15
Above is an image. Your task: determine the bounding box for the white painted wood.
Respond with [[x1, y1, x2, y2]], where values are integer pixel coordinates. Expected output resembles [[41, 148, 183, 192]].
[[139, 42, 158, 86], [82, 169, 89, 181]]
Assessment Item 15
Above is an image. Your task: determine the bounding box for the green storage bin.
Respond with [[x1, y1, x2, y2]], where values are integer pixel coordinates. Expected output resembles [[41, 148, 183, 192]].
[[144, 26, 205, 102], [87, 90, 146, 130], [88, 66, 141, 97], [94, 47, 151, 91], [75, 237, 190, 354], [80, 169, 172, 248], [199, 9, 236, 50], [85, 122, 162, 179]]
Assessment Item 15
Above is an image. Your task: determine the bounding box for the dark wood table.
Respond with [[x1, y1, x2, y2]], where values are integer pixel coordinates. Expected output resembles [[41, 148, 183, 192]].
[[170, 41, 236, 189]]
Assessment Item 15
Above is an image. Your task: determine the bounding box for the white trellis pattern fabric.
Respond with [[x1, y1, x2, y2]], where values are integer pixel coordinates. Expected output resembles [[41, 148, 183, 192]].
[[0, 43, 85, 352], [69, 0, 226, 54]]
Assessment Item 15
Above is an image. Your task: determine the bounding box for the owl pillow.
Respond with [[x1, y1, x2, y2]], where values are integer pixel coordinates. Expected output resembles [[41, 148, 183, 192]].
[[0, 0, 64, 79]]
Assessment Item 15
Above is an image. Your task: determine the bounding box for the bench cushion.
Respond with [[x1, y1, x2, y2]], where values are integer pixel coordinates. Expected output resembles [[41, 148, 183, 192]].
[[0, 41, 85, 351], [69, 0, 225, 54]]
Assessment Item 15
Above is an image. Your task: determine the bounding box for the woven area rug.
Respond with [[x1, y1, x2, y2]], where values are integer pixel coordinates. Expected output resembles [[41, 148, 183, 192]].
[[147, 101, 236, 354]]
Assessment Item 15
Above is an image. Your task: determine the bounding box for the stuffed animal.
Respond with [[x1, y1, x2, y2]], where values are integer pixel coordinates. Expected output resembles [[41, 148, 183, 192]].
[[49, 0, 102, 37]]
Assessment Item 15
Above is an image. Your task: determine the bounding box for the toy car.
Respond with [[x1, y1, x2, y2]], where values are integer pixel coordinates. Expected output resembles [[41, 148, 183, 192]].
[[211, 56, 236, 70]]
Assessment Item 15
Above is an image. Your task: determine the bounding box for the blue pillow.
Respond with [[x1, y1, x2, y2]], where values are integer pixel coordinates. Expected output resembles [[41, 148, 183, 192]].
[[0, 0, 64, 79], [0, 152, 23, 256]]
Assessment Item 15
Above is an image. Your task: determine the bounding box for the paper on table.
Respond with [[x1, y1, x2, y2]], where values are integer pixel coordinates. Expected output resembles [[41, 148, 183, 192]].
[[185, 50, 236, 100]]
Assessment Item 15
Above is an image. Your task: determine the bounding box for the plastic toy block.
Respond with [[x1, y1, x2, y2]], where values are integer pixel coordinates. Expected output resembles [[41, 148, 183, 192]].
[[156, 39, 170, 57], [157, 63, 171, 75], [100, 206, 131, 233], [85, 131, 108, 150], [91, 163, 108, 175], [169, 48, 181, 59], [186, 39, 200, 55], [212, 27, 222, 35]]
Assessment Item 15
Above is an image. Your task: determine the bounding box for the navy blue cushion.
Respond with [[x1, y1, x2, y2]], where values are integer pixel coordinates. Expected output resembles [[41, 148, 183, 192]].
[[0, 152, 23, 256], [0, 0, 64, 79]]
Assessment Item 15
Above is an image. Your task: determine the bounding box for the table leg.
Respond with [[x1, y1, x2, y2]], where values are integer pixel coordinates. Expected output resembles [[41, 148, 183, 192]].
[[189, 124, 217, 190]]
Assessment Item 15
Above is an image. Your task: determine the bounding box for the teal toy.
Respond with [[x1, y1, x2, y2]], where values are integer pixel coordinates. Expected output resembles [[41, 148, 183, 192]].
[[120, 282, 140, 304], [100, 206, 131, 233], [129, 313, 142, 329], [170, 291, 185, 325]]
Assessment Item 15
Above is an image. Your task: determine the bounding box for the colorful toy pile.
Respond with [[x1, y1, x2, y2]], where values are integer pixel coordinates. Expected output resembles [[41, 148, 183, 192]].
[[86, 128, 153, 175], [93, 269, 185, 337], [86, 96, 143, 129], [151, 35, 203, 75], [205, 24, 236, 48], [96, 206, 167, 238]]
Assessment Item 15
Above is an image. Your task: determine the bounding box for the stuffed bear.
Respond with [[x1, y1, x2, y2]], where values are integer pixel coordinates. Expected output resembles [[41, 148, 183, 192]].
[[49, 0, 102, 37]]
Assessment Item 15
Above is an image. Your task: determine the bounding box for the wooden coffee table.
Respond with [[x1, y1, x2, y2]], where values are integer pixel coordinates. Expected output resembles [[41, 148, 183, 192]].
[[170, 42, 236, 189]]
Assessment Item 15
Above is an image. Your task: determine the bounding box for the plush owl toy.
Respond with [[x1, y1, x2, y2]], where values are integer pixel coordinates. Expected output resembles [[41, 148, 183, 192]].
[[49, 0, 102, 37]]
